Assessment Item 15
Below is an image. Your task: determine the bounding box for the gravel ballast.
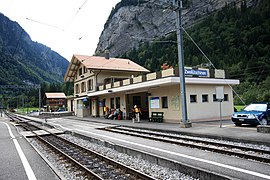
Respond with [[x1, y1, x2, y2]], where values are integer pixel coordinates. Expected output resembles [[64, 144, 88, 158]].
[[30, 133, 198, 180]]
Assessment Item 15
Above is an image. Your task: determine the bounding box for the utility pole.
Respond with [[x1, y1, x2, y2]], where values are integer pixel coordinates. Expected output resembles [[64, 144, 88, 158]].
[[175, 0, 192, 128], [22, 96, 24, 113], [38, 85, 41, 114]]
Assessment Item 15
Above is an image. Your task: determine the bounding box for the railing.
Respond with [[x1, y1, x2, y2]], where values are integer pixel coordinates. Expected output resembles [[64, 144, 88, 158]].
[[94, 67, 224, 91]]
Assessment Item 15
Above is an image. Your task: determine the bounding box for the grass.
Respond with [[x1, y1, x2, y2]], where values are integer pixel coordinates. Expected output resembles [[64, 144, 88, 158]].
[[16, 107, 39, 114]]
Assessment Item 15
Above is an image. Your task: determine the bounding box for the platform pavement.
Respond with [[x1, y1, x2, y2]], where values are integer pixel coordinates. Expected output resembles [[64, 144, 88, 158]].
[[4, 114, 270, 180], [63, 116, 270, 146], [0, 115, 60, 180], [15, 113, 270, 146]]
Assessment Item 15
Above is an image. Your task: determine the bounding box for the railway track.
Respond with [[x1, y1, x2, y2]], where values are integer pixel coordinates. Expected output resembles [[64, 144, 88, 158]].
[[6, 113, 155, 180], [38, 134, 154, 180], [5, 113, 42, 131], [102, 126, 270, 163]]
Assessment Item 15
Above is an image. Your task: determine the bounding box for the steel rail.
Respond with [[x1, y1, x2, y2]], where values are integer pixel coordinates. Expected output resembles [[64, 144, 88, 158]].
[[104, 126, 270, 163], [6, 113, 155, 180], [113, 126, 270, 154], [6, 112, 103, 179], [41, 134, 155, 180], [35, 134, 104, 179]]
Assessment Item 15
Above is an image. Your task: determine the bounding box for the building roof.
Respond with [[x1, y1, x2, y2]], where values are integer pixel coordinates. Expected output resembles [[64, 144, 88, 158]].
[[45, 93, 66, 99], [64, 54, 150, 82]]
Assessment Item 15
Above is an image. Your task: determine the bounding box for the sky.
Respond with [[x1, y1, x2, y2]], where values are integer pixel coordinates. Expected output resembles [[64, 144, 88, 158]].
[[0, 0, 120, 60]]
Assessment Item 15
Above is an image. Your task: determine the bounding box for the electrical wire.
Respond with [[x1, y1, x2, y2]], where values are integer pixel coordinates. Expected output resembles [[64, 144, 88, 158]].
[[35, 0, 89, 61], [112, 0, 247, 105], [26, 17, 63, 30], [63, 0, 88, 30], [182, 26, 246, 105]]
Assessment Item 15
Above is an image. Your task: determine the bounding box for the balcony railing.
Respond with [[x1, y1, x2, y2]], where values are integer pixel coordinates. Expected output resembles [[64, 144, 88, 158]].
[[93, 67, 225, 92]]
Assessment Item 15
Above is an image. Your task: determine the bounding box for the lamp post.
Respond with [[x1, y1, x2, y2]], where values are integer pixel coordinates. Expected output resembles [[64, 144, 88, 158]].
[[175, 0, 192, 128]]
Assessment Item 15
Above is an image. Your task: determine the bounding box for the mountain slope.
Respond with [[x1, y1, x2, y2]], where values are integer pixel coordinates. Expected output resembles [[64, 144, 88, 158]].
[[95, 0, 256, 57], [0, 13, 69, 85], [120, 0, 270, 104]]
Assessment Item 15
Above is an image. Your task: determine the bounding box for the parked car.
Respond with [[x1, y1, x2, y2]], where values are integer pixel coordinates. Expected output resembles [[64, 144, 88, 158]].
[[232, 102, 270, 126], [57, 108, 66, 112]]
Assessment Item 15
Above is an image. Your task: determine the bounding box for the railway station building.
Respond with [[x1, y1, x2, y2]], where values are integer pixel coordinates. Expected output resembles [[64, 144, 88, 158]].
[[64, 54, 239, 123]]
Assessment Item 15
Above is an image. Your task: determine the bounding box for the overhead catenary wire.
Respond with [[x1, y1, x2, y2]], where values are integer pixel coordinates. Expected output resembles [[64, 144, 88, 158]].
[[128, 1, 249, 106], [63, 0, 89, 30], [181, 26, 246, 106], [26, 18, 63, 30], [118, 1, 247, 106], [28, 0, 89, 60]]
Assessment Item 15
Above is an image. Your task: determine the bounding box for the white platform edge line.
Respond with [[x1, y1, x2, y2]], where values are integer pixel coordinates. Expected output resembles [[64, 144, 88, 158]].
[[77, 129, 270, 179], [3, 122, 37, 180]]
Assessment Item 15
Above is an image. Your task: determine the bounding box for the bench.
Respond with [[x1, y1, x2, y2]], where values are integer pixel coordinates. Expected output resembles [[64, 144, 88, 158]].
[[149, 112, 164, 123]]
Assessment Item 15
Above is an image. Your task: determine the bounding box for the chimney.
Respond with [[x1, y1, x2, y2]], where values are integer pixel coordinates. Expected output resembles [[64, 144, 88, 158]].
[[105, 50, 110, 59]]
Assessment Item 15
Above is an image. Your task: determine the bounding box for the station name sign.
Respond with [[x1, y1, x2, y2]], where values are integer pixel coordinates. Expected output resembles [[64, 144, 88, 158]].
[[184, 69, 208, 77]]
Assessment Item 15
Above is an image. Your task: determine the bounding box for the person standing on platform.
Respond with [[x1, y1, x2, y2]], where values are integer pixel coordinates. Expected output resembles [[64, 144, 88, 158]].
[[104, 106, 109, 118], [134, 105, 141, 123]]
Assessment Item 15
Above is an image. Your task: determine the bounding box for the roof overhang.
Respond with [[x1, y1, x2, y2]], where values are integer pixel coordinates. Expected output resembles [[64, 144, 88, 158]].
[[86, 77, 240, 97], [64, 55, 150, 82], [64, 55, 81, 82], [45, 92, 66, 99]]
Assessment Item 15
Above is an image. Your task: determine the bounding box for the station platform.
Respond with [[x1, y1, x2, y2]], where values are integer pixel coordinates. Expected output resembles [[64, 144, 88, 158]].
[[14, 113, 270, 145], [0, 116, 60, 180], [64, 116, 270, 146], [2, 114, 270, 180], [47, 115, 270, 180]]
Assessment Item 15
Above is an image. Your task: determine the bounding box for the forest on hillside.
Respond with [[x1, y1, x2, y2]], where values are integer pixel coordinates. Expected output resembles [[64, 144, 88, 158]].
[[0, 13, 68, 85], [0, 13, 71, 108], [0, 82, 73, 109], [121, 0, 270, 105]]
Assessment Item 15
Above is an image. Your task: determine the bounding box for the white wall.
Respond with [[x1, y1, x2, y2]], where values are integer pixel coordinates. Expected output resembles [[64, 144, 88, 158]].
[[149, 84, 234, 123], [186, 84, 233, 121], [148, 85, 181, 123], [76, 99, 90, 117]]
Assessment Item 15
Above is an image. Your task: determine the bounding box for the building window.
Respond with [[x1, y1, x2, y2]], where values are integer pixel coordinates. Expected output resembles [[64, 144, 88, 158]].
[[116, 97, 120, 109], [110, 98, 115, 109], [162, 96, 168, 108], [75, 84, 79, 94], [79, 68, 82, 76], [213, 94, 218, 102], [88, 79, 93, 91], [150, 97, 160, 108], [224, 94, 229, 101], [202, 94, 208, 103], [81, 82, 86, 92], [190, 95, 197, 103], [83, 67, 87, 73]]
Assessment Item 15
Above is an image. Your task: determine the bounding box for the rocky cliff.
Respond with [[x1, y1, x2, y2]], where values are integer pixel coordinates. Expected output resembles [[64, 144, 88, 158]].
[[95, 0, 256, 57]]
